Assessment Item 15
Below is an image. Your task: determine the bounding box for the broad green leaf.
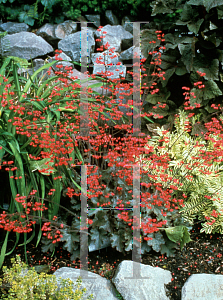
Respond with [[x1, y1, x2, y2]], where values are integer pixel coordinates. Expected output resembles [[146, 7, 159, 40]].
[[180, 3, 197, 22], [160, 239, 178, 257], [146, 231, 165, 252], [41, 0, 55, 8], [162, 68, 175, 87], [175, 62, 188, 76], [160, 55, 176, 70], [145, 92, 169, 104], [164, 225, 184, 243], [180, 227, 192, 250], [28, 157, 57, 175], [110, 233, 124, 252], [178, 43, 194, 72], [151, 0, 174, 16], [202, 80, 222, 100], [187, 19, 204, 34], [203, 0, 223, 12], [18, 11, 35, 26], [187, 0, 203, 6], [193, 56, 219, 80]]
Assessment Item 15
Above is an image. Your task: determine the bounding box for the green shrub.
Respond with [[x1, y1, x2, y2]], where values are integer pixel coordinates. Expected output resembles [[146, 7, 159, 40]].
[[0, 255, 94, 300]]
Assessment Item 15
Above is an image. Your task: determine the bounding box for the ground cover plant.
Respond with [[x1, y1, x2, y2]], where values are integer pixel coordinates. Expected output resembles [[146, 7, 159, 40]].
[[0, 21, 223, 300], [0, 254, 94, 299]]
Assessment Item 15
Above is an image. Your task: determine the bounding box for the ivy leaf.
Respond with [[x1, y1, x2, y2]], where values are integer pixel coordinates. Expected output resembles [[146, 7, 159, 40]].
[[41, 0, 55, 9], [60, 227, 79, 253], [180, 3, 197, 22], [150, 0, 174, 16], [145, 91, 171, 104], [202, 80, 222, 100], [18, 11, 35, 26], [193, 56, 219, 81], [187, 19, 204, 34], [162, 68, 175, 87], [41, 237, 58, 253], [203, 0, 223, 12], [151, 106, 169, 119], [178, 43, 194, 72], [175, 61, 188, 76], [160, 55, 176, 70], [124, 228, 133, 252], [204, 104, 217, 113], [187, 0, 204, 6], [140, 29, 161, 57]]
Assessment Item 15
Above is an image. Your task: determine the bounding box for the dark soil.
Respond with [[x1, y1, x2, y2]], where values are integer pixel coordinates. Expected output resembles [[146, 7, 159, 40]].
[[0, 221, 223, 300]]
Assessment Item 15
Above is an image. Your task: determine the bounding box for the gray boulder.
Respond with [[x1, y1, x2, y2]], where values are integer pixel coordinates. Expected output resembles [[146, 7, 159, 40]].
[[58, 27, 95, 64], [0, 22, 29, 34], [1, 32, 53, 60], [181, 273, 223, 300], [112, 260, 172, 300]]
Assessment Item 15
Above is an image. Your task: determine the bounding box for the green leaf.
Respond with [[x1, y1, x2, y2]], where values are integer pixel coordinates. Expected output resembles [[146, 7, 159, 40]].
[[203, 0, 223, 12], [19, 60, 57, 102], [110, 233, 124, 252], [160, 239, 178, 257], [164, 225, 184, 243], [0, 232, 9, 269], [217, 6, 223, 19], [90, 228, 110, 250], [41, 0, 55, 8], [164, 226, 192, 250], [178, 43, 194, 72], [180, 3, 197, 22], [18, 11, 35, 26], [180, 227, 192, 250], [150, 0, 174, 16], [193, 56, 219, 81], [202, 80, 222, 100], [187, 19, 204, 34], [28, 157, 57, 175], [145, 92, 170, 104], [160, 55, 176, 70], [146, 231, 165, 252], [162, 68, 175, 87], [175, 62, 188, 76], [187, 0, 203, 6]]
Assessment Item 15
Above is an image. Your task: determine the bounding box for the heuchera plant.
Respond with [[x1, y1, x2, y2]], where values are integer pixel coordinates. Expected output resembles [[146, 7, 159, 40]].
[[0, 25, 222, 266]]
